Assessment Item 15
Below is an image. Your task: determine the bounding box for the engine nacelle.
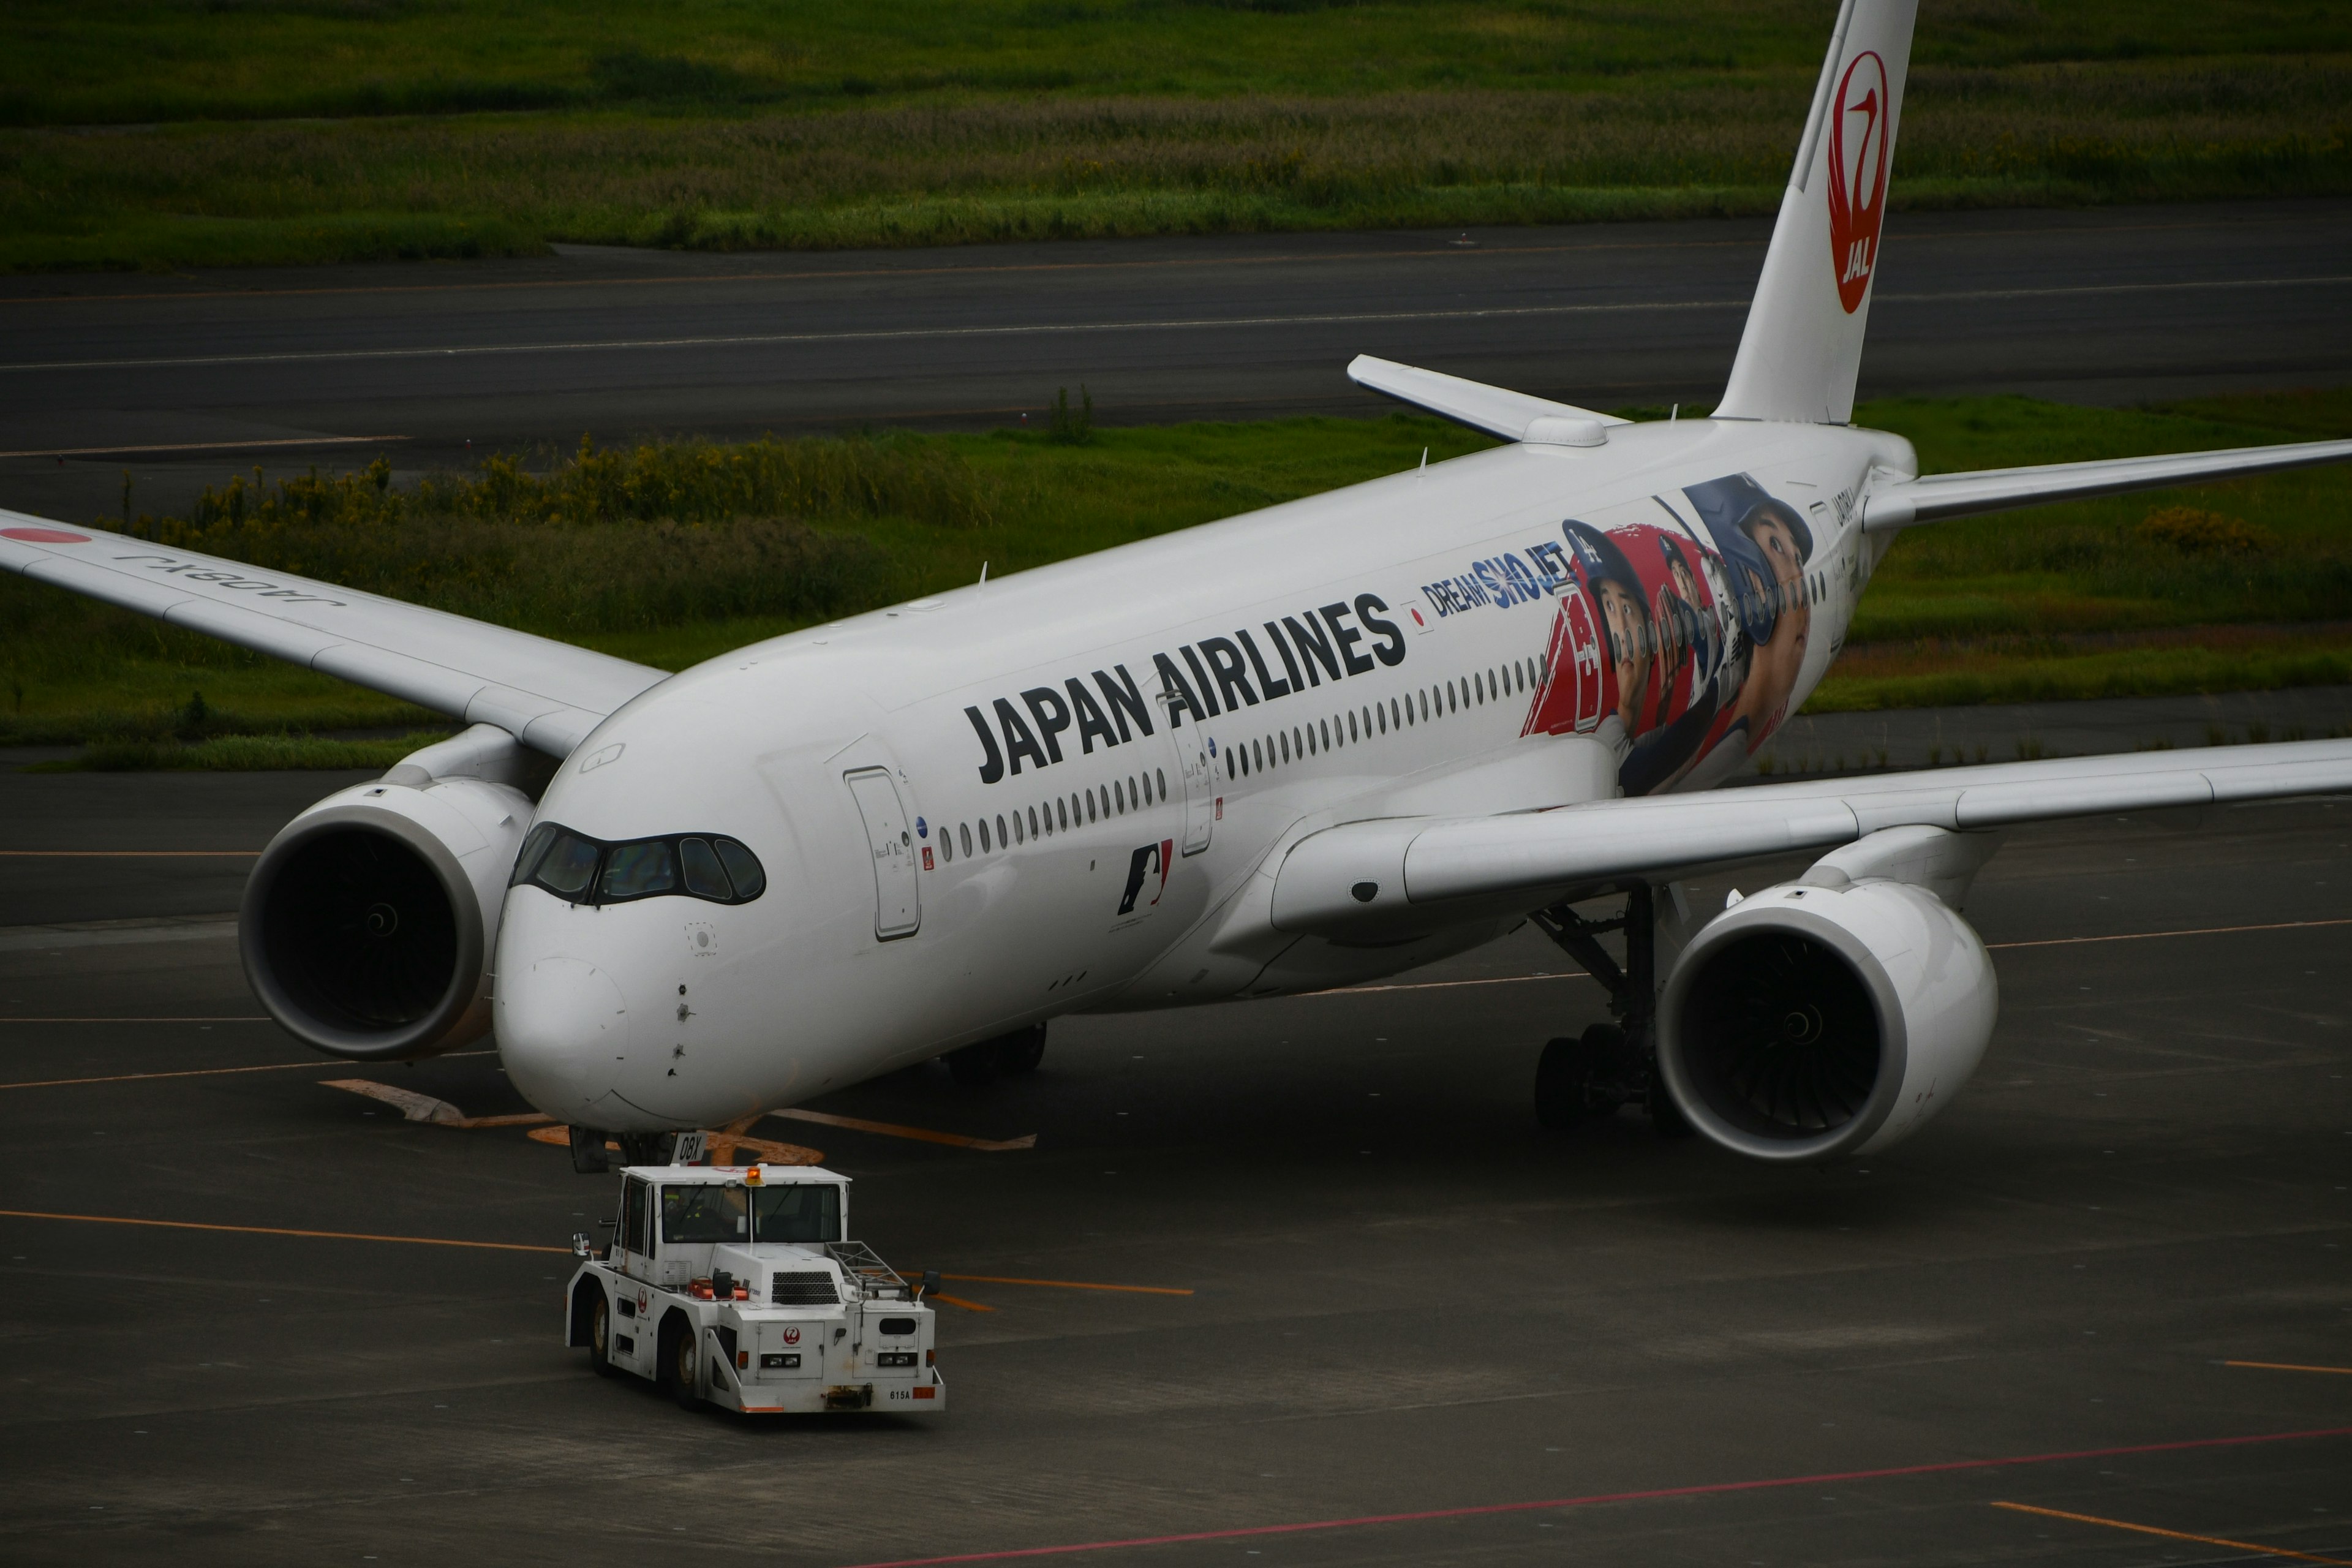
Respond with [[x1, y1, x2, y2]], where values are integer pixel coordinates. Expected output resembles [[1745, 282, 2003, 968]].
[[239, 773, 533, 1060], [1656, 878, 1998, 1163]]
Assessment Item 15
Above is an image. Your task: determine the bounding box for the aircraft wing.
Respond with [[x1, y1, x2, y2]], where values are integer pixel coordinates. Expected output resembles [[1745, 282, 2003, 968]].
[[1863, 437, 2352, 531], [1269, 739, 2352, 933], [0, 512, 666, 757], [1347, 355, 1630, 442]]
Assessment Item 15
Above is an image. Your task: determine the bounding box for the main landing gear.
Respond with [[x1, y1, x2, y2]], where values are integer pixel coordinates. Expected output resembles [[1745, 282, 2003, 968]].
[[1529, 884, 1692, 1139]]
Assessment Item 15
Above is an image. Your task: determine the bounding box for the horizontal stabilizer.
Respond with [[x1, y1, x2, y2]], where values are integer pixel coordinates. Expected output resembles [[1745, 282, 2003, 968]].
[[1347, 355, 1628, 443], [1863, 436, 2352, 532]]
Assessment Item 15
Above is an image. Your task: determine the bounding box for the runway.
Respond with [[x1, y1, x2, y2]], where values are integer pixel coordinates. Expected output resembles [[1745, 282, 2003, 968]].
[[5, 197, 2351, 524], [2, 716, 2348, 1565]]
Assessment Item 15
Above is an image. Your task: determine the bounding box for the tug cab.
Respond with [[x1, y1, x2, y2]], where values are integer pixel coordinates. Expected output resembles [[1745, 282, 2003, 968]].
[[564, 1163, 943, 1415]]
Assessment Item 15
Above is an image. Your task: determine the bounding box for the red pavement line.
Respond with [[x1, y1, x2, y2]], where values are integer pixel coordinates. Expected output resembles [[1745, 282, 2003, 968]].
[[835, 1427, 2352, 1568]]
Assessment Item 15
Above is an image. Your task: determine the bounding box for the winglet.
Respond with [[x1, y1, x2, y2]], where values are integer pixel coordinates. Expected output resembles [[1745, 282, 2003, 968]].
[[1348, 355, 1628, 443]]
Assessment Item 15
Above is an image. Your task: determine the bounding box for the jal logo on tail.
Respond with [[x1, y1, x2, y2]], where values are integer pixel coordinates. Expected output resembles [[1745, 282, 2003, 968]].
[[1117, 840, 1174, 916], [1825, 50, 1891, 314]]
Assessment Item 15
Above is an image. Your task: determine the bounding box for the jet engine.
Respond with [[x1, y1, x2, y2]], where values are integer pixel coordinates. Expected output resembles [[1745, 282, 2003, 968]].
[[1654, 875, 1997, 1163], [239, 729, 540, 1060]]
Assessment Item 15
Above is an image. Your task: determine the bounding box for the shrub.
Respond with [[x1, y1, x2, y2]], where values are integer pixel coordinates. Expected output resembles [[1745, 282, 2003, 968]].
[[2137, 505, 2271, 554]]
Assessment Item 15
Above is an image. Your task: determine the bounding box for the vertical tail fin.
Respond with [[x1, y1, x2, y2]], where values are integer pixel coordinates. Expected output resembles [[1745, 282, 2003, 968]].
[[1715, 0, 1918, 424]]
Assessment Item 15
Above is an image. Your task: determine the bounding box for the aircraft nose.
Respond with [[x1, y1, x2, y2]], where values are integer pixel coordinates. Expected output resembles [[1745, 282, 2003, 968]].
[[496, 954, 630, 1120]]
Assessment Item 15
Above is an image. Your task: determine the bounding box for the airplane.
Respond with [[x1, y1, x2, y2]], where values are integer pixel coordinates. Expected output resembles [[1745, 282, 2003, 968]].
[[6, 0, 2350, 1174]]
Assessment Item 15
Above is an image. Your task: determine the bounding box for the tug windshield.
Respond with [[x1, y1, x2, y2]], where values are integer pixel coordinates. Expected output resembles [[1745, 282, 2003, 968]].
[[661, 1183, 747, 1243], [753, 1183, 842, 1244]]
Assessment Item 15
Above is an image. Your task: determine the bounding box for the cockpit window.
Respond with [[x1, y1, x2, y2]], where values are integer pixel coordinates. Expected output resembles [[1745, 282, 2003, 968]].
[[600, 839, 677, 900], [511, 824, 766, 908], [713, 837, 766, 899], [535, 830, 603, 896], [679, 837, 731, 899]]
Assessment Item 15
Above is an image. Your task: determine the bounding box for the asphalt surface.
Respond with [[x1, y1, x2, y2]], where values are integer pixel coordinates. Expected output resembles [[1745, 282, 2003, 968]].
[[5, 197, 2350, 525], [2, 706, 2348, 1566]]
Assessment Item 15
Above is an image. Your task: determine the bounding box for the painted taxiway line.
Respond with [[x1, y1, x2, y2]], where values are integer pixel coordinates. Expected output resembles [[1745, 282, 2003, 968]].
[[0, 849, 260, 856], [1991, 1501, 2352, 1566], [0, 1047, 492, 1092], [0, 1208, 570, 1254], [2230, 1359, 2352, 1377], [833, 1427, 2352, 1568], [15, 274, 2346, 376], [771, 1107, 1036, 1152], [926, 1272, 1193, 1298], [1989, 916, 2352, 950], [0, 1016, 268, 1023]]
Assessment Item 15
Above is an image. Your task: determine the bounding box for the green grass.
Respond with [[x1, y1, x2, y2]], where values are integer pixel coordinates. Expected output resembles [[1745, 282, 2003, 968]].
[[6, 390, 2348, 767], [3, 0, 2348, 270]]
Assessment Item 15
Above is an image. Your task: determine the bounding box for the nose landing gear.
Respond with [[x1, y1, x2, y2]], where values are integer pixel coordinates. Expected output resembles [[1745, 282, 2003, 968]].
[[946, 1022, 1047, 1087], [568, 1125, 684, 1174], [1530, 884, 1693, 1138]]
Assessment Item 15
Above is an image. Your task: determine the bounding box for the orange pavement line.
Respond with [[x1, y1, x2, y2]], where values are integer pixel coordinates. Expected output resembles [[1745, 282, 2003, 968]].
[[769, 1107, 1035, 1152], [1990, 917, 2352, 950], [1316, 972, 1585, 997], [0, 850, 259, 857], [1991, 1501, 2352, 1566], [928, 1272, 1193, 1298], [0, 1208, 567, 1254], [0, 1046, 493, 1092], [2230, 1360, 2352, 1377], [926, 1293, 995, 1313]]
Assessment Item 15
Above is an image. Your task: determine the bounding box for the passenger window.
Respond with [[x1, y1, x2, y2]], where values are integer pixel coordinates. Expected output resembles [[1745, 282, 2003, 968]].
[[679, 837, 731, 899], [1319, 720, 1330, 750], [1014, 812, 1025, 845], [981, 818, 992, 852], [1057, 797, 1068, 832], [960, 823, 973, 857], [712, 838, 765, 899], [995, 813, 1008, 847], [1156, 768, 1167, 798], [1129, 776, 1139, 807], [1085, 791, 1097, 824], [939, 829, 953, 865]]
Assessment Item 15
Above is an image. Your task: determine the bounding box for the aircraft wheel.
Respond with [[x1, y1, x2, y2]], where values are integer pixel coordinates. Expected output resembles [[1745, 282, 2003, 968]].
[[1535, 1024, 1622, 1130], [995, 1023, 1047, 1077], [946, 1040, 1001, 1087]]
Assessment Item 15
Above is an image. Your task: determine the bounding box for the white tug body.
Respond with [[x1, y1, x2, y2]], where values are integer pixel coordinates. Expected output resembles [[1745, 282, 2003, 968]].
[[564, 1162, 943, 1415]]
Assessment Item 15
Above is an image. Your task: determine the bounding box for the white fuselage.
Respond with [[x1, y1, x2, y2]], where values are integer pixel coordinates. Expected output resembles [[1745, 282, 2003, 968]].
[[495, 417, 1913, 1131]]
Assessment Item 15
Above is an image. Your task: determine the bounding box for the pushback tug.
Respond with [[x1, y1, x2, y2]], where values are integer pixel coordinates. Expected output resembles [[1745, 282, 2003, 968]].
[[565, 1159, 943, 1415]]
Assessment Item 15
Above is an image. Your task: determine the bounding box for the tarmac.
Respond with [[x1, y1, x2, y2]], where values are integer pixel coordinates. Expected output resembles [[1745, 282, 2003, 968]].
[[4, 197, 2350, 525], [2, 690, 2348, 1566]]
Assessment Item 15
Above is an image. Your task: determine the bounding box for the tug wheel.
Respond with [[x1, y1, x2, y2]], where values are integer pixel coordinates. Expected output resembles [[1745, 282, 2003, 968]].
[[587, 1289, 617, 1378], [668, 1321, 701, 1410]]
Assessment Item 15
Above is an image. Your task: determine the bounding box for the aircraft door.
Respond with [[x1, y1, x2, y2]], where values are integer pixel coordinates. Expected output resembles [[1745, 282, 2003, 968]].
[[1162, 692, 1214, 856], [1561, 582, 1605, 731], [844, 768, 921, 940]]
